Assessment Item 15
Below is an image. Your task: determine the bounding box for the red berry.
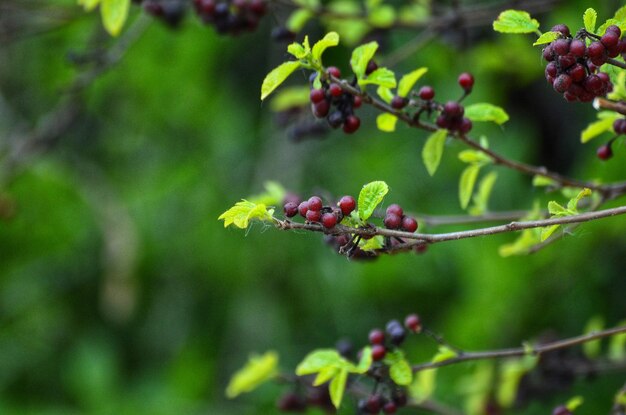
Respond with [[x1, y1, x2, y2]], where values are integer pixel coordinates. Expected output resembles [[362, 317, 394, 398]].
[[384, 213, 402, 229], [436, 115, 449, 129], [545, 62, 558, 78], [558, 54, 576, 69], [552, 39, 570, 55], [606, 25, 622, 36], [401, 216, 418, 232], [249, 0, 266, 15], [306, 209, 321, 222], [553, 74, 572, 93], [459, 117, 473, 134], [551, 24, 570, 37], [312, 100, 330, 118], [326, 66, 341, 79], [419, 85, 435, 100], [569, 39, 586, 57], [597, 144, 613, 160], [309, 88, 325, 103], [391, 95, 408, 109], [583, 74, 603, 94], [343, 115, 360, 134], [542, 45, 555, 61], [567, 63, 586, 83], [601, 31, 620, 49], [321, 212, 337, 228], [368, 329, 385, 345], [328, 83, 343, 97], [298, 201, 309, 217], [366, 395, 382, 413], [352, 95, 362, 108], [443, 101, 463, 117], [371, 344, 386, 361], [386, 204, 403, 217], [284, 202, 299, 217], [404, 314, 422, 332], [383, 401, 397, 414], [458, 72, 474, 90], [338, 195, 356, 216], [588, 41, 606, 59], [307, 196, 323, 211]]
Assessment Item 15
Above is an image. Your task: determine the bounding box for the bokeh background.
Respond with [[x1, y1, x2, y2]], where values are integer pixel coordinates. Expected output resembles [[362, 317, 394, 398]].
[[0, 0, 624, 414]]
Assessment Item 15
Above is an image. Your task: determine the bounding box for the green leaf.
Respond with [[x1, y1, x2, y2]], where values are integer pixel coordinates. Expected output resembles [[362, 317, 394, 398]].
[[615, 5, 626, 22], [376, 113, 398, 132], [422, 129, 447, 176], [410, 369, 437, 403], [261, 61, 302, 100], [225, 351, 279, 398], [390, 358, 412, 385], [458, 149, 491, 164], [465, 103, 510, 125], [583, 8, 597, 33], [269, 86, 311, 112], [287, 43, 307, 59], [533, 31, 560, 46], [248, 181, 287, 206], [459, 164, 481, 209], [313, 367, 339, 386], [496, 356, 538, 407], [368, 5, 395, 28], [350, 41, 379, 79], [597, 19, 626, 36], [608, 320, 626, 361], [582, 316, 604, 358], [499, 228, 540, 256], [581, 116, 617, 143], [355, 346, 372, 373], [566, 188, 591, 212], [358, 181, 389, 221], [469, 171, 498, 216], [493, 10, 540, 34], [329, 368, 348, 408], [547, 201, 567, 216], [78, 0, 101, 11], [359, 67, 397, 88], [432, 346, 458, 363], [311, 32, 340, 63], [101, 0, 130, 36], [293, 0, 319, 9], [566, 396, 584, 412], [377, 86, 394, 103], [359, 235, 384, 251], [540, 224, 560, 241], [295, 350, 345, 375], [532, 175, 558, 187], [218, 200, 275, 229], [286, 9, 313, 32], [397, 67, 428, 97]]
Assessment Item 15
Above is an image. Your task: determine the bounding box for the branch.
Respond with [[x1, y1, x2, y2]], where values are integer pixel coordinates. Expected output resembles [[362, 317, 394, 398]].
[[594, 97, 626, 116], [411, 325, 626, 373]]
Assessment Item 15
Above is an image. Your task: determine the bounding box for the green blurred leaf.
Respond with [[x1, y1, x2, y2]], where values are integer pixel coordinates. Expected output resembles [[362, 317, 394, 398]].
[[493, 10, 540, 34], [469, 171, 497, 216], [432, 346, 458, 363], [101, 0, 130, 36], [359, 67, 397, 88], [286, 9, 313, 32], [458, 149, 491, 164], [608, 320, 626, 361], [261, 61, 302, 100], [384, 350, 413, 386], [567, 396, 584, 412], [532, 175, 558, 187], [547, 201, 568, 216], [615, 5, 626, 22], [465, 103, 509, 125], [581, 117, 616, 143], [218, 200, 275, 229], [540, 225, 559, 241], [377, 86, 394, 103], [360, 235, 384, 251], [355, 346, 372, 373], [296, 350, 345, 375], [287, 43, 307, 59], [459, 164, 481, 209], [410, 369, 437, 403], [248, 181, 287, 206], [397, 67, 428, 97], [311, 32, 340, 64], [422, 129, 447, 176], [313, 366, 339, 386], [350, 41, 379, 79], [533, 31, 560, 46], [497, 356, 538, 407], [269, 86, 311, 112], [358, 181, 389, 221], [329, 368, 348, 408], [566, 188, 591, 212], [377, 113, 398, 132], [78, 0, 101, 11], [583, 8, 597, 33], [293, 0, 319, 9], [368, 5, 396, 28], [499, 229, 540, 256], [225, 351, 279, 398], [583, 316, 604, 358]]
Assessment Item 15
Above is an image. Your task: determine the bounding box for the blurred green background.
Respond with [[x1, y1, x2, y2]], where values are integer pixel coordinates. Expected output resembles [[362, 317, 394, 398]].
[[0, 0, 624, 414]]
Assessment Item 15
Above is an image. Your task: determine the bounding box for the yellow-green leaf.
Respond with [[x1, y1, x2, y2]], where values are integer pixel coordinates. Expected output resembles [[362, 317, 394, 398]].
[[78, 0, 101, 11], [533, 31, 560, 46], [287, 42, 307, 59], [566, 188, 591, 212], [532, 175, 558, 187], [499, 228, 540, 257], [376, 113, 397, 132], [432, 346, 458, 363], [313, 366, 339, 386], [269, 86, 311, 112], [359, 67, 396, 88], [368, 5, 395, 28], [358, 181, 389, 221], [329, 368, 348, 408], [359, 235, 384, 251], [389, 358, 412, 385], [608, 319, 626, 361], [218, 200, 275, 229], [377, 86, 394, 103], [410, 369, 437, 403], [397, 67, 428, 97], [540, 224, 560, 241], [350, 41, 378, 79], [225, 351, 279, 398], [567, 396, 584, 412], [458, 149, 491, 164], [295, 349, 345, 375], [422, 129, 447, 176], [493, 10, 540, 34], [101, 0, 130, 36], [582, 316, 604, 358], [581, 116, 617, 143], [459, 164, 481, 209], [248, 181, 287, 206], [583, 8, 597, 33], [469, 171, 497, 216], [286, 8, 312, 32], [355, 346, 372, 373], [311, 32, 340, 63], [465, 103, 509, 125], [261, 61, 302, 100]]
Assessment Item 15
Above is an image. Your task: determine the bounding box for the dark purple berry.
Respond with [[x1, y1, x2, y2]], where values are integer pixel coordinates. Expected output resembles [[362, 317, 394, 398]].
[[542, 45, 555, 61], [306, 209, 321, 222], [383, 401, 397, 414], [328, 83, 343, 97], [389, 326, 406, 345], [277, 393, 307, 412], [307, 196, 323, 211], [553, 74, 572, 93], [371, 344, 386, 361], [443, 101, 463, 117], [327, 111, 344, 129], [404, 314, 421, 332], [384, 213, 402, 229], [614, 119, 626, 134], [583, 74, 603, 94], [588, 41, 606, 59], [597, 144, 613, 160], [365, 60, 378, 75], [419, 86, 435, 100], [353, 95, 362, 108], [552, 38, 570, 55], [366, 395, 383, 413], [601, 31, 620, 49], [386, 204, 403, 217], [436, 115, 449, 129], [558, 54, 576, 69], [402, 216, 418, 232], [569, 39, 586, 57], [338, 195, 356, 216], [567, 63, 586, 83], [298, 201, 308, 217], [312, 100, 330, 118], [310, 88, 325, 103], [551, 24, 570, 37], [343, 115, 360, 134], [391, 95, 408, 109], [326, 66, 341, 79], [284, 202, 299, 217], [249, 0, 266, 16], [545, 62, 558, 78], [459, 117, 473, 134], [386, 319, 402, 333], [458, 72, 474, 90]]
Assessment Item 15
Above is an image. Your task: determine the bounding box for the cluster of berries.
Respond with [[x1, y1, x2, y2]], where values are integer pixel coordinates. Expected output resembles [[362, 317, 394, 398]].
[[276, 386, 334, 413], [416, 73, 474, 134], [357, 389, 408, 414], [141, 0, 187, 27], [284, 195, 356, 229], [382, 204, 418, 233], [369, 314, 422, 362], [309, 67, 362, 134], [542, 24, 621, 102], [596, 116, 626, 160], [192, 0, 267, 35]]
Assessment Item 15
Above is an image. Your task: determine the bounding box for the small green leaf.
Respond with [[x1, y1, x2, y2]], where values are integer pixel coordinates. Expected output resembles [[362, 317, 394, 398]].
[[248, 181, 287, 206], [311, 32, 340, 63], [410, 369, 437, 403], [533, 31, 560, 46], [397, 67, 428, 97], [608, 320, 626, 361], [295, 350, 344, 375], [566, 188, 591, 212], [540, 224, 560, 241], [101, 0, 130, 36], [547, 201, 567, 216], [583, 316, 604, 358], [313, 367, 339, 386], [390, 359, 412, 385], [286, 9, 313, 32], [225, 351, 279, 398], [532, 175, 558, 187], [493, 10, 540, 34], [261, 61, 302, 100], [597, 19, 626, 36], [581, 116, 617, 143], [293, 0, 319, 9], [368, 5, 395, 28], [218, 200, 275, 229], [583, 8, 597, 33], [78, 0, 101, 11], [329, 368, 348, 408], [497, 357, 538, 407], [465, 103, 509, 125], [358, 181, 389, 221], [287, 42, 307, 59], [458, 149, 491, 164], [355, 346, 372, 373], [359, 67, 397, 88], [432, 346, 458, 363], [422, 129, 447, 176], [615, 5, 626, 22], [269, 86, 311, 112], [377, 86, 394, 103], [499, 228, 541, 257], [376, 113, 398, 132], [567, 396, 584, 412], [350, 41, 379, 79], [359, 235, 384, 251], [459, 164, 481, 209], [469, 171, 498, 216]]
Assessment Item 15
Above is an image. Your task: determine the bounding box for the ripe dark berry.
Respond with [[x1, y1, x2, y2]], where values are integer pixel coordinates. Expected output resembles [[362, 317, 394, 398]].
[[338, 195, 356, 216], [436, 115, 449, 129], [551, 24, 570, 37], [405, 313, 421, 332], [343, 115, 360, 134], [365, 60, 378, 75], [307, 196, 323, 211], [386, 204, 403, 217], [614, 119, 626, 134], [567, 63, 586, 82], [553, 74, 572, 93], [552, 38, 570, 56], [569, 39, 586, 57], [366, 395, 383, 413], [384, 213, 402, 229], [606, 25, 622, 36], [597, 144, 613, 160], [321, 212, 337, 228], [545, 62, 558, 78], [419, 85, 435, 100], [284, 202, 299, 217], [313, 100, 330, 118], [310, 88, 325, 103], [306, 209, 321, 222], [391, 95, 408, 109], [352, 95, 362, 108], [389, 326, 406, 346], [328, 83, 343, 97], [583, 74, 603, 94], [327, 111, 344, 129], [369, 329, 385, 345], [542, 45, 555, 61], [386, 319, 402, 333], [601, 31, 620, 49], [298, 201, 308, 217], [392, 389, 408, 407], [459, 117, 473, 134], [326, 66, 341, 79], [587, 41, 606, 59], [371, 344, 386, 361], [443, 101, 463, 117], [383, 401, 397, 414], [249, 0, 267, 16], [558, 54, 576, 69], [458, 72, 474, 91], [552, 405, 572, 415], [401, 216, 418, 232]]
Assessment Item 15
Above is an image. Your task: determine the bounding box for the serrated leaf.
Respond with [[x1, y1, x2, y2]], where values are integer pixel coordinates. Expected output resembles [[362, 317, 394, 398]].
[[584, 8, 597, 33], [547, 201, 568, 216], [295, 350, 345, 375], [358, 181, 389, 221], [533, 31, 560, 46], [101, 0, 130, 36], [540, 224, 560, 241], [377, 86, 394, 103], [350, 41, 379, 79], [261, 61, 301, 100], [397, 67, 428, 97], [218, 200, 275, 229], [458, 149, 491, 164], [368, 5, 395, 28], [311, 32, 340, 63], [355, 346, 372, 373], [493, 10, 540, 34], [567, 188, 591, 212], [432, 346, 458, 363], [469, 171, 498, 216], [532, 175, 558, 187], [465, 103, 509, 125], [78, 0, 101, 11], [329, 368, 348, 408], [377, 113, 398, 132], [459, 164, 481, 209], [313, 367, 339, 386], [359, 67, 397, 88], [269, 86, 311, 112], [567, 396, 584, 412], [581, 117, 616, 143], [615, 5, 626, 22], [583, 316, 604, 358], [225, 351, 279, 398], [359, 235, 384, 251], [422, 129, 447, 176], [608, 320, 626, 361], [286, 9, 313, 32], [410, 369, 437, 403]]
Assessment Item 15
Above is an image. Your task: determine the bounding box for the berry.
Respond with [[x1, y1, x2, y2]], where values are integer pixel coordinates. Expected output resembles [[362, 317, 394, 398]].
[[606, 25, 622, 36], [542, 45, 555, 61], [328, 83, 343, 97], [459, 117, 473, 134], [551, 24, 570, 37], [307, 196, 323, 211], [389, 326, 406, 346], [405, 313, 421, 332], [419, 86, 435, 100], [366, 395, 383, 413], [545, 62, 558, 78], [583, 74, 603, 94], [277, 393, 307, 412], [401, 216, 418, 233], [553, 74, 572, 93], [284, 202, 299, 217], [384, 213, 402, 229], [353, 95, 362, 108], [383, 401, 397, 414], [391, 95, 408, 109], [552, 38, 570, 56], [436, 115, 449, 129], [309, 88, 325, 103], [386, 204, 404, 217], [567, 63, 586, 83], [392, 389, 408, 406], [306, 209, 321, 222], [326, 66, 341, 79], [597, 144, 613, 160], [298, 201, 309, 217], [601, 31, 620, 49], [369, 329, 385, 345], [569, 39, 586, 57], [614, 119, 626, 134], [386, 319, 402, 333], [336, 339, 353, 358], [343, 115, 360, 134], [249, 0, 267, 15], [365, 60, 378, 75], [552, 405, 572, 415], [458, 72, 474, 90], [558, 54, 576, 69], [338, 195, 356, 216], [587, 41, 606, 59], [327, 111, 344, 129], [321, 212, 337, 228], [443, 101, 463, 117], [371, 344, 386, 361], [313, 100, 330, 118]]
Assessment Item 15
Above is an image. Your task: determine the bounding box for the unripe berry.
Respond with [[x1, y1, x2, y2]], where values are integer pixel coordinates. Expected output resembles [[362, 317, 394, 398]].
[[338, 195, 356, 216], [458, 72, 474, 90], [419, 85, 435, 100], [404, 313, 422, 332], [371, 344, 386, 361], [391, 95, 408, 109], [597, 144, 613, 160], [401, 216, 418, 232], [284, 202, 299, 217]]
